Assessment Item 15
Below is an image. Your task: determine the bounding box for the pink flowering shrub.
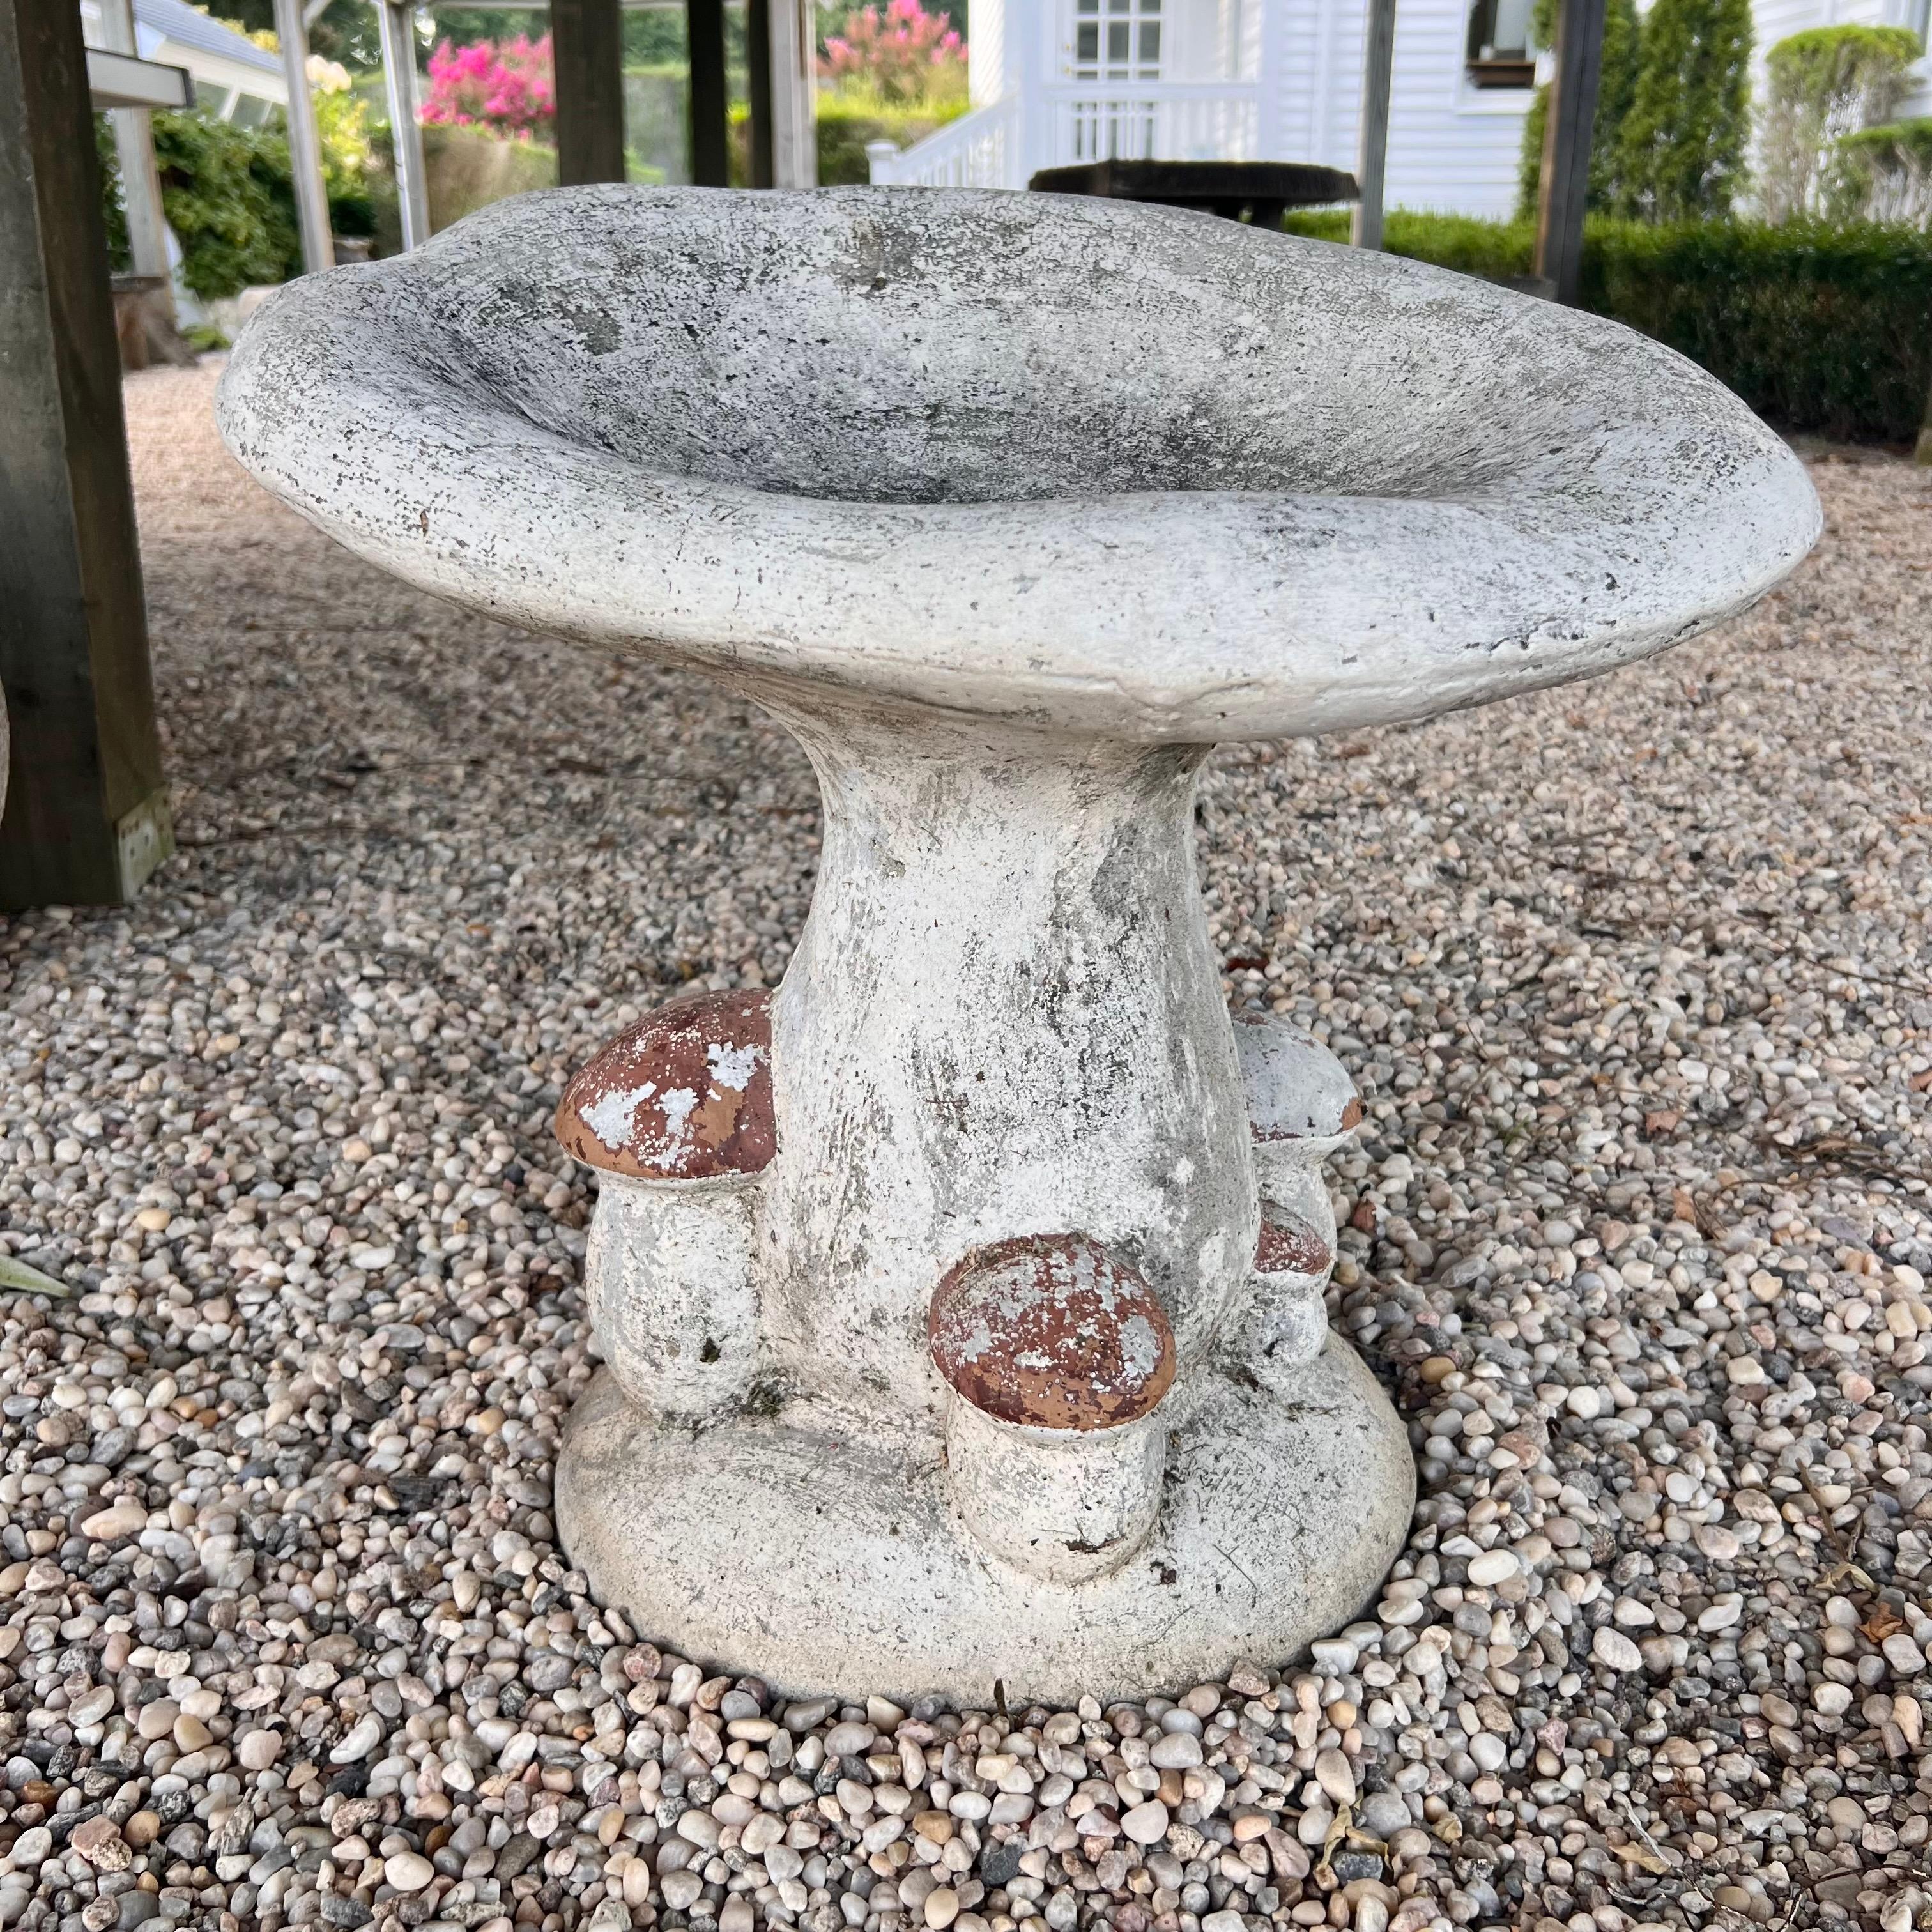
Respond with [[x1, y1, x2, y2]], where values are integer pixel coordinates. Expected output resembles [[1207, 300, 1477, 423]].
[[822, 0, 966, 104], [421, 34, 556, 139]]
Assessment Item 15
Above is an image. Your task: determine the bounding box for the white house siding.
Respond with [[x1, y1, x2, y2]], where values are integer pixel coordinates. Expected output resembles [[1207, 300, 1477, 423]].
[[1269, 0, 1533, 217], [929, 0, 1923, 208]]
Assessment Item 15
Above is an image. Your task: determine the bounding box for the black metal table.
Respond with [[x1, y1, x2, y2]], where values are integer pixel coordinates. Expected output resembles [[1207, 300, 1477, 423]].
[[1028, 159, 1358, 229]]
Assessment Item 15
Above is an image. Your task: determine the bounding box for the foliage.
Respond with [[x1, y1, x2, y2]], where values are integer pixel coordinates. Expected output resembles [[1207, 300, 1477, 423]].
[[422, 33, 557, 139], [214, 0, 380, 73], [1836, 117, 1932, 226], [1614, 0, 1752, 219], [1281, 208, 1932, 441], [99, 75, 376, 298], [422, 120, 556, 229], [148, 109, 300, 297], [1516, 0, 1642, 219], [1758, 26, 1923, 222], [314, 60, 378, 236], [95, 117, 131, 270], [822, 0, 966, 106], [727, 94, 967, 184]]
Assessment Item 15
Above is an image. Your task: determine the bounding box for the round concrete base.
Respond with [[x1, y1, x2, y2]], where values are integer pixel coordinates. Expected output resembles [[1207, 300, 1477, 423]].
[[556, 1333, 1416, 1703]]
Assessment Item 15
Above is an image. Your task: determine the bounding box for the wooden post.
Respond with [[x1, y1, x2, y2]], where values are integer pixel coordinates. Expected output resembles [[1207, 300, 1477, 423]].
[[688, 0, 730, 186], [96, 0, 172, 287], [1533, 0, 1605, 305], [747, 0, 774, 187], [0, 0, 171, 908], [377, 0, 431, 247], [768, 0, 818, 187], [552, 0, 627, 186], [1350, 0, 1396, 249], [271, 0, 334, 271]]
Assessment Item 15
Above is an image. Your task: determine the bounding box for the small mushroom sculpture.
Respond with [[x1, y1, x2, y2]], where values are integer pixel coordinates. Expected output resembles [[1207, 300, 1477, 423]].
[[555, 991, 774, 1417], [929, 1234, 1175, 1585], [1233, 1013, 1364, 1382]]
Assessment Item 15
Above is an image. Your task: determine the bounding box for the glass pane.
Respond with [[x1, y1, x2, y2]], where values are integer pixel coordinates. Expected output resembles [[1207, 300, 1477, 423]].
[[622, 0, 694, 187], [415, 6, 560, 231], [1077, 22, 1098, 56], [1108, 19, 1130, 56], [1138, 21, 1160, 61], [1491, 0, 1531, 54]]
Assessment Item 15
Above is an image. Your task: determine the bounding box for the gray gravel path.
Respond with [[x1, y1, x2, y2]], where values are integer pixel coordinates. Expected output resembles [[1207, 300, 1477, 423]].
[[0, 364, 1928, 1932]]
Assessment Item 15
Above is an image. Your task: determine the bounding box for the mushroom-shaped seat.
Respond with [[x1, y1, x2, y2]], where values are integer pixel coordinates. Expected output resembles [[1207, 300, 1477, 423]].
[[216, 184, 1818, 1696], [930, 1234, 1176, 1582], [558, 991, 772, 1416], [929, 1232, 1176, 1430], [217, 187, 1819, 742]]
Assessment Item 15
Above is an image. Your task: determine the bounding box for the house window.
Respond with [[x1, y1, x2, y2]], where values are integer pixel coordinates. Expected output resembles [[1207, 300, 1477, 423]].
[[1465, 0, 1536, 86], [1073, 0, 1163, 81]]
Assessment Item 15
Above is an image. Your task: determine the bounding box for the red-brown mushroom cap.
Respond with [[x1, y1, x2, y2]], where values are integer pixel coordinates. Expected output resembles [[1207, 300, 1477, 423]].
[[1231, 1012, 1364, 1142], [1255, 1211, 1333, 1278], [928, 1234, 1176, 1432], [555, 990, 774, 1182]]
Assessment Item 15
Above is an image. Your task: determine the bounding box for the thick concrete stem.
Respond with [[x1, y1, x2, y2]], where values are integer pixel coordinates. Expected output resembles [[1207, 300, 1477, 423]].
[[755, 698, 1257, 1408]]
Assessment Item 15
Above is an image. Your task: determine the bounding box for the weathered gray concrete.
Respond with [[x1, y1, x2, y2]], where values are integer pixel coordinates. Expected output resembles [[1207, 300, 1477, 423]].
[[216, 187, 1819, 1699]]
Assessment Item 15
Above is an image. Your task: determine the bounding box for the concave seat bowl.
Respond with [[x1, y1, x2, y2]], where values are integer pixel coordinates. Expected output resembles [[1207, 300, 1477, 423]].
[[217, 189, 1818, 1701], [217, 186, 1819, 742]]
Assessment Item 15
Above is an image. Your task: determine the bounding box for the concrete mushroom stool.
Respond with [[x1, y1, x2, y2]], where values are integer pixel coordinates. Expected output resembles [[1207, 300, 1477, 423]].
[[929, 1234, 1177, 1586], [1236, 1015, 1364, 1382], [554, 991, 774, 1417], [217, 185, 1820, 1701]]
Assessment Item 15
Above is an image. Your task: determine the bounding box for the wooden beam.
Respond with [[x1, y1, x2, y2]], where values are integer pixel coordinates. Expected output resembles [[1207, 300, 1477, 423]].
[[0, 0, 171, 908], [271, 0, 334, 271], [687, 0, 729, 186], [1350, 0, 1397, 249], [377, 0, 431, 248], [1532, 0, 1606, 305], [552, 0, 627, 186]]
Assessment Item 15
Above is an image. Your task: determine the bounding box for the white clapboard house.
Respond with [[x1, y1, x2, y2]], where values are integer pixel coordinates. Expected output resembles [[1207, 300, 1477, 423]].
[[867, 0, 1932, 217]]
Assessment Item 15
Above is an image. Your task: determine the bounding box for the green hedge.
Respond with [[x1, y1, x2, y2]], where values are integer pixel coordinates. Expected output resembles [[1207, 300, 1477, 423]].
[[1282, 210, 1932, 442], [726, 96, 966, 186]]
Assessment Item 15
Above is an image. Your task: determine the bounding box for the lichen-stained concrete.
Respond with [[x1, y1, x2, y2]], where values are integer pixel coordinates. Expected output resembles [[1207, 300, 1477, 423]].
[[213, 186, 1818, 1703]]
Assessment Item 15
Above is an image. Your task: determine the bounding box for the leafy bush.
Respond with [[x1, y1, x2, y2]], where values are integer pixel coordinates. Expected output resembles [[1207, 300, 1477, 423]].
[[814, 95, 967, 181], [821, 0, 965, 106], [1837, 116, 1932, 226], [1615, 0, 1752, 218], [422, 33, 556, 139], [151, 111, 301, 298], [95, 117, 132, 270], [422, 119, 557, 228], [97, 62, 376, 296], [1282, 210, 1932, 441], [1759, 25, 1922, 222], [723, 95, 965, 185], [1517, 0, 1642, 218], [314, 63, 378, 236]]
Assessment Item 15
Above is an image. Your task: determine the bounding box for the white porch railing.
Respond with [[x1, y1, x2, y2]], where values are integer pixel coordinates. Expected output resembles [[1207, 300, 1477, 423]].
[[866, 80, 1261, 190], [1043, 81, 1261, 166], [866, 97, 1022, 188]]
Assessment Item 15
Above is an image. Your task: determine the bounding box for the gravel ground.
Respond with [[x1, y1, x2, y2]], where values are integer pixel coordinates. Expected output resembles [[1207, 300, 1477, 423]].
[[1, 362, 1929, 1932]]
